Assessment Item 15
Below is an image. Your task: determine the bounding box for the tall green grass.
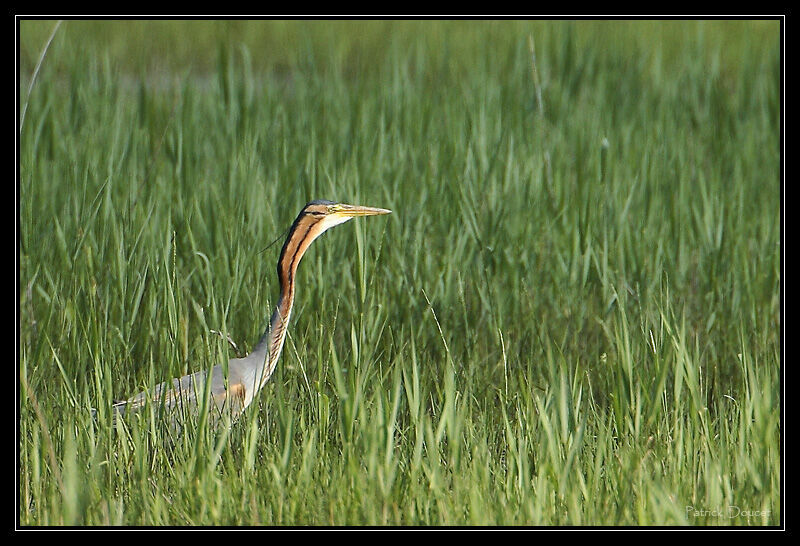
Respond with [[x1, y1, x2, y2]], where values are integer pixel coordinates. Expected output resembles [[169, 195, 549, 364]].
[[19, 20, 780, 525]]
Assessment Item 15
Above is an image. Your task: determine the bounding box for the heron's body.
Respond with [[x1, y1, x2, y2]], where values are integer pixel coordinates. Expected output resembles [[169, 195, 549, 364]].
[[109, 200, 390, 427]]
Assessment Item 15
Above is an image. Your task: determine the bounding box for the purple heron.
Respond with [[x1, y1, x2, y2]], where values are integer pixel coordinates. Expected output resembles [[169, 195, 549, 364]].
[[106, 200, 390, 428]]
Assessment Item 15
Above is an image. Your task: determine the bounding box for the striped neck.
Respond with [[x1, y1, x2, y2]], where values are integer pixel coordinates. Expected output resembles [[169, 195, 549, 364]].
[[252, 290, 294, 392], [249, 209, 330, 391]]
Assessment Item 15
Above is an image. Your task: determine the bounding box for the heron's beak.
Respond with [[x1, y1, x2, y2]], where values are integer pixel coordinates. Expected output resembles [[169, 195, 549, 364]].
[[334, 204, 392, 217]]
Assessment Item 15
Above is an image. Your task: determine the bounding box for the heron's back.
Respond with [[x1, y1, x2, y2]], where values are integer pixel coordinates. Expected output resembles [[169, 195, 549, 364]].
[[111, 358, 255, 428]]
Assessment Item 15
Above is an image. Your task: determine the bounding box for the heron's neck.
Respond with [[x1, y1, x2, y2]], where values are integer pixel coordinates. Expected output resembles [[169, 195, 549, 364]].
[[251, 293, 293, 389], [248, 213, 328, 394], [249, 235, 305, 391]]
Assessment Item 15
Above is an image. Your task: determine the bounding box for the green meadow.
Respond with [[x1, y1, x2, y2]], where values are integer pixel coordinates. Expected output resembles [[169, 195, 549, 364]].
[[18, 20, 781, 525]]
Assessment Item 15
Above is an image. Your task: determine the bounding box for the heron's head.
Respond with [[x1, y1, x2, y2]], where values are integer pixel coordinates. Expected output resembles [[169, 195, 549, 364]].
[[277, 200, 391, 285], [300, 199, 392, 232]]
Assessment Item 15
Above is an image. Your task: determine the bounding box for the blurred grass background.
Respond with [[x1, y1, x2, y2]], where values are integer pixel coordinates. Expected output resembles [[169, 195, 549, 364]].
[[19, 19, 781, 526]]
